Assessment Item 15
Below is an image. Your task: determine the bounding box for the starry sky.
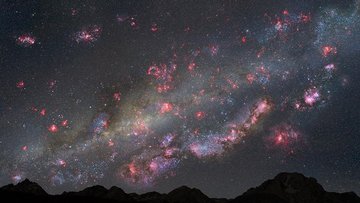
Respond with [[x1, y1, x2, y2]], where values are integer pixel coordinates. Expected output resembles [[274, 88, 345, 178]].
[[0, 0, 359, 198]]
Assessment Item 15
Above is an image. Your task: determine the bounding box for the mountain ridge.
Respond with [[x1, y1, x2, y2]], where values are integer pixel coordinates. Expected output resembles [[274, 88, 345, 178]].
[[0, 172, 359, 203]]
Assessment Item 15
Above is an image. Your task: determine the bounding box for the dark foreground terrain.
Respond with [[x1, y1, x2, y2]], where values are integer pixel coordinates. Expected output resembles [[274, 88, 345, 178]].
[[1, 172, 359, 203]]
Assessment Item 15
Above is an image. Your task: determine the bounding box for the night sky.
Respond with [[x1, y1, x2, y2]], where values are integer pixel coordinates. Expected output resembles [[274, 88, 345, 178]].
[[0, 0, 359, 198]]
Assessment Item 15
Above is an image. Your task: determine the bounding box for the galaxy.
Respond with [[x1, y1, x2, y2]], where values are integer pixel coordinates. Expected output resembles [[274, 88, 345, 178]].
[[0, 0, 359, 198]]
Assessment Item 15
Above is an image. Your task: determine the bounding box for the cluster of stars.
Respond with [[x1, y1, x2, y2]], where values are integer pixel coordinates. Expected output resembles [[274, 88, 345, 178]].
[[4, 1, 358, 194]]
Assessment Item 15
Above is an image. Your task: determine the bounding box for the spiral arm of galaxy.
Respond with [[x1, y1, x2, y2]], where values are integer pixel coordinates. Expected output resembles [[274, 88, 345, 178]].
[[0, 0, 359, 197]]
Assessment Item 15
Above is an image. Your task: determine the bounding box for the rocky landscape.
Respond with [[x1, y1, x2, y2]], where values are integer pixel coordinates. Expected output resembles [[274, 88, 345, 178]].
[[1, 172, 359, 203]]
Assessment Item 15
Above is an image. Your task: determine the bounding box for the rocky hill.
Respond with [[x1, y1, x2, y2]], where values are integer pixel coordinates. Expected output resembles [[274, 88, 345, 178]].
[[0, 172, 359, 203]]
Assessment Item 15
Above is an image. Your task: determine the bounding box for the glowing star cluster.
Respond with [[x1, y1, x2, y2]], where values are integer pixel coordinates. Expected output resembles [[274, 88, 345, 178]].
[[322, 45, 337, 57], [118, 149, 180, 185], [185, 99, 272, 159], [304, 87, 321, 106], [266, 124, 303, 154], [324, 63, 335, 72], [91, 113, 110, 136], [147, 63, 177, 93], [48, 124, 59, 133], [189, 140, 224, 158], [160, 102, 173, 114], [16, 34, 36, 47], [74, 25, 102, 43], [16, 81, 25, 89]]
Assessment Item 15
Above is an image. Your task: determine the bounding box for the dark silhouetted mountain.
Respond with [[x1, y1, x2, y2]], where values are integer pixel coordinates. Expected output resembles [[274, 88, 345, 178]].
[[167, 185, 213, 203], [106, 186, 134, 201], [231, 172, 360, 203], [63, 185, 134, 202], [0, 179, 47, 196], [0, 172, 359, 203], [131, 191, 167, 202]]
